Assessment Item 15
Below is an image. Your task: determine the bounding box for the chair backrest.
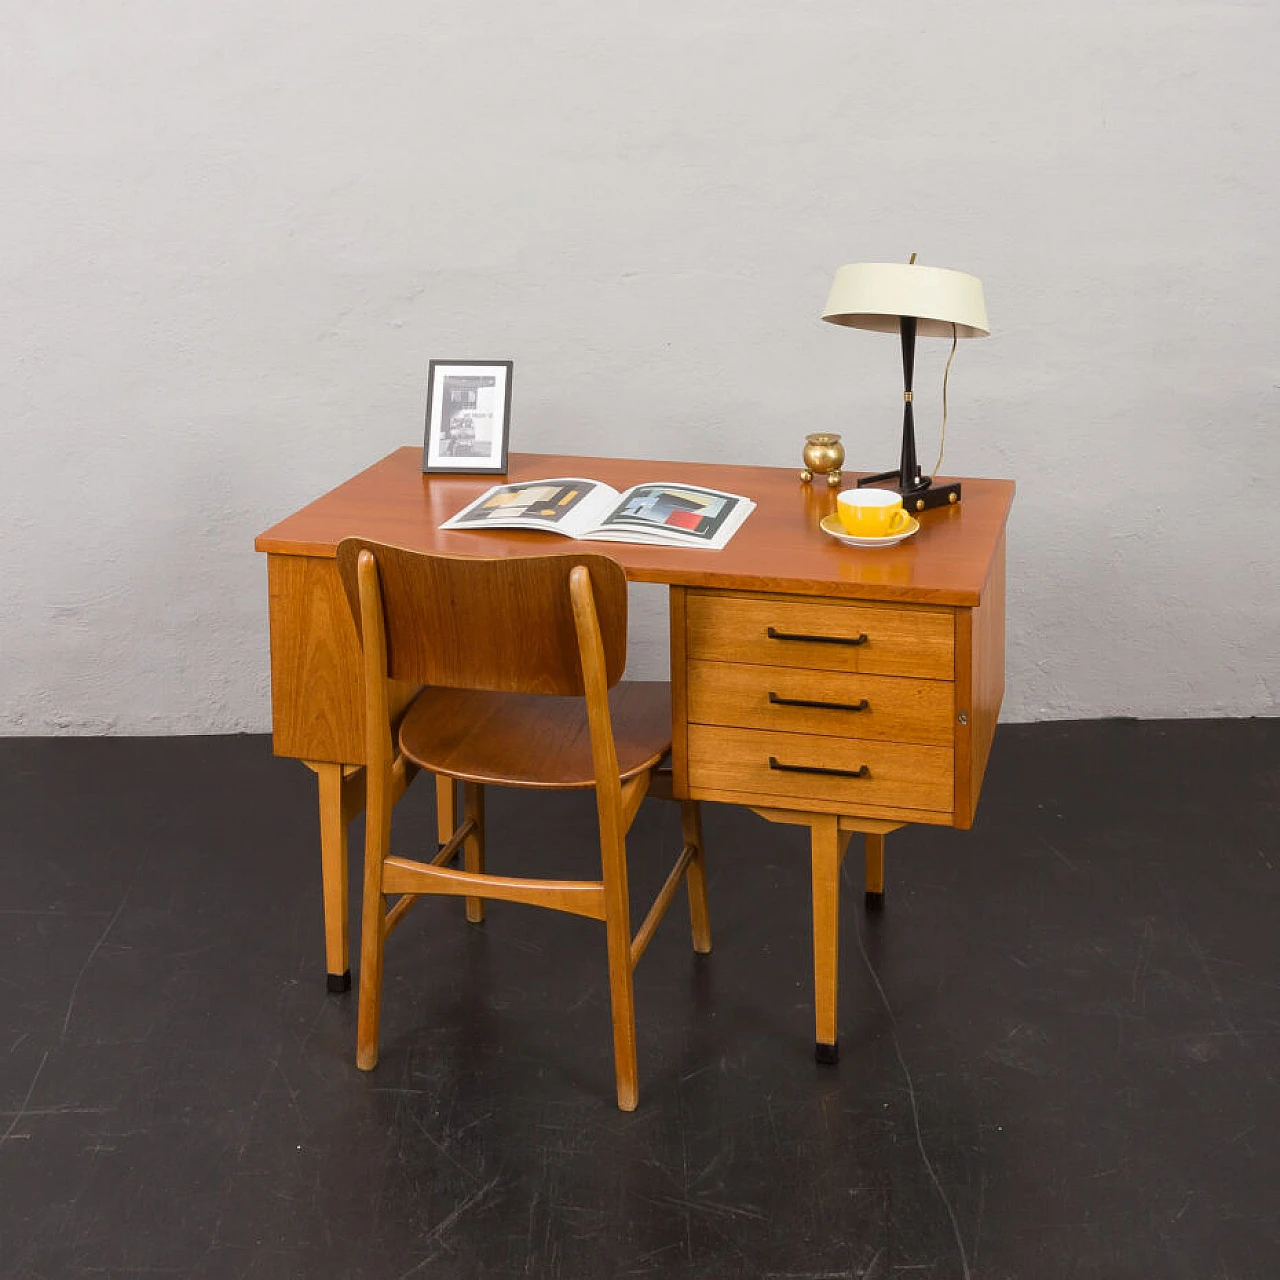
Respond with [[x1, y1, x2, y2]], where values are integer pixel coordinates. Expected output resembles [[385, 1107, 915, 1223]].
[[335, 539, 629, 696]]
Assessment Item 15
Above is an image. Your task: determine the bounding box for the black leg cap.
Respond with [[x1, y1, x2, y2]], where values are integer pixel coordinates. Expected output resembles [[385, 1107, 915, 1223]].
[[326, 970, 352, 994], [864, 891, 885, 912], [815, 1040, 839, 1066]]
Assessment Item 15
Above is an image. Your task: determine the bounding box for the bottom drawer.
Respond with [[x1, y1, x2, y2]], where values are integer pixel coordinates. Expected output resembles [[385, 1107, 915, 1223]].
[[687, 724, 954, 813]]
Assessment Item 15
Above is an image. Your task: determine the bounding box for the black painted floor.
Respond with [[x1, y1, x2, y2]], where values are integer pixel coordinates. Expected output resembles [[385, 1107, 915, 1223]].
[[1, 720, 1278, 1279]]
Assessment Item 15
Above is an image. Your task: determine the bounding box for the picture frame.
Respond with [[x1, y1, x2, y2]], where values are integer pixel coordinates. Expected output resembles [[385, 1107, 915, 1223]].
[[422, 360, 513, 475]]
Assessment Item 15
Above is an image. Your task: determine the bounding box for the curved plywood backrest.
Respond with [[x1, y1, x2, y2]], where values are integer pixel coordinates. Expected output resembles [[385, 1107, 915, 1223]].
[[335, 539, 629, 696]]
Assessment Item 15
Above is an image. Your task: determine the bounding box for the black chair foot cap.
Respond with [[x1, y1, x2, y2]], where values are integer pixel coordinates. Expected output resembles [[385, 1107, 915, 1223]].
[[326, 970, 352, 994], [865, 891, 885, 912], [815, 1040, 839, 1066]]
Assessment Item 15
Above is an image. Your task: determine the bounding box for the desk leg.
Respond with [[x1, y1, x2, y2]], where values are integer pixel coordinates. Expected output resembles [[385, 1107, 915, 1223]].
[[810, 815, 852, 1064], [864, 833, 886, 911], [308, 761, 366, 993], [751, 807, 902, 1062]]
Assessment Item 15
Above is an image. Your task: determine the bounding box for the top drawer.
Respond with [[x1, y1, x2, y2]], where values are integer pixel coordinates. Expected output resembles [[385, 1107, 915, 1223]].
[[685, 590, 954, 680]]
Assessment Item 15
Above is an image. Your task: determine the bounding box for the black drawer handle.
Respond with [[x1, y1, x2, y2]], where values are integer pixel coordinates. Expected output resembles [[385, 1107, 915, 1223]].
[[768, 691, 870, 713], [767, 626, 869, 647], [768, 756, 870, 780]]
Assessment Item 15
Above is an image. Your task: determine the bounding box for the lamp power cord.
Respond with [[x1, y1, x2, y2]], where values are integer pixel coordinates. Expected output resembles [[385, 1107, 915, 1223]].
[[931, 322, 959, 481]]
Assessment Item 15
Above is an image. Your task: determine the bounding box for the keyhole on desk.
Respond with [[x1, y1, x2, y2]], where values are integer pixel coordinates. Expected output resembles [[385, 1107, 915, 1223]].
[[957, 711, 968, 725]]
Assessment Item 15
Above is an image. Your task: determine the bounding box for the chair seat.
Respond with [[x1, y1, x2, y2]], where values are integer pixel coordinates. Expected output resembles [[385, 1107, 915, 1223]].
[[399, 680, 673, 789]]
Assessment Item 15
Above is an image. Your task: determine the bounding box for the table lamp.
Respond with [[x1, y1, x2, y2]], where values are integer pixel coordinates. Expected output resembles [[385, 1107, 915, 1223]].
[[822, 255, 988, 511]]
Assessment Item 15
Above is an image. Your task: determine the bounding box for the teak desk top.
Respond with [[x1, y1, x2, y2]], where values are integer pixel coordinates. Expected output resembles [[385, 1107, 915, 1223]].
[[256, 449, 1015, 608]]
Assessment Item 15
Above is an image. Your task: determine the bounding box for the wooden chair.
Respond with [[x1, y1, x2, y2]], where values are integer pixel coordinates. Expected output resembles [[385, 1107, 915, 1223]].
[[335, 539, 712, 1111]]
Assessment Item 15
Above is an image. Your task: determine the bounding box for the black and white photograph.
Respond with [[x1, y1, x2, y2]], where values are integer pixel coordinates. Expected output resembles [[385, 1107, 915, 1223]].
[[422, 360, 512, 474]]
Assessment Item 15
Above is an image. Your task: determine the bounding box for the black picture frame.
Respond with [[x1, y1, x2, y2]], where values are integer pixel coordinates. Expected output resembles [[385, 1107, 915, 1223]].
[[422, 360, 513, 475]]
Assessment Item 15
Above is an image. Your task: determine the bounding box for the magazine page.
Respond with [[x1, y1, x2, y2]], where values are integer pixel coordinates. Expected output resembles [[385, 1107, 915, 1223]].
[[580, 482, 756, 550], [439, 478, 621, 536]]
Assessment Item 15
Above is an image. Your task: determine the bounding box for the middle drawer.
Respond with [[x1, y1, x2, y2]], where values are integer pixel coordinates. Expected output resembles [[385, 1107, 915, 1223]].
[[687, 659, 954, 745]]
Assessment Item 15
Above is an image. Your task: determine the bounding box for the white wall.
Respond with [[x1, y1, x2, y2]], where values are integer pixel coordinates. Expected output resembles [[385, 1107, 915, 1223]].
[[3, 1, 1277, 734]]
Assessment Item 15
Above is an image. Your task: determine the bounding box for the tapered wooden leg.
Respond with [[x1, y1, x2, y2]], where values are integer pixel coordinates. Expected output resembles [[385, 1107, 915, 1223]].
[[463, 782, 485, 924], [313, 763, 352, 993], [864, 832, 886, 912], [435, 774, 457, 848], [355, 895, 387, 1070], [810, 815, 850, 1064], [681, 800, 712, 954], [598, 822, 638, 1111], [604, 917, 638, 1111], [356, 765, 394, 1072]]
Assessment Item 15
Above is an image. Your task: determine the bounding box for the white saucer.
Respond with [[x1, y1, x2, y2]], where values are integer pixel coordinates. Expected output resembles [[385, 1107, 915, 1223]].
[[820, 512, 920, 548]]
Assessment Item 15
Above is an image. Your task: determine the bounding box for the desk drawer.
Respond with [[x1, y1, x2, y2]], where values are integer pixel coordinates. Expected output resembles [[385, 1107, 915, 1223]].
[[686, 592, 953, 680], [687, 659, 954, 745], [687, 724, 953, 813]]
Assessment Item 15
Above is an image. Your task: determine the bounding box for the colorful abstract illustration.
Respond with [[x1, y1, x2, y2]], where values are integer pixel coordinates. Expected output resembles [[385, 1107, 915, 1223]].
[[475, 483, 590, 523], [601, 485, 733, 541]]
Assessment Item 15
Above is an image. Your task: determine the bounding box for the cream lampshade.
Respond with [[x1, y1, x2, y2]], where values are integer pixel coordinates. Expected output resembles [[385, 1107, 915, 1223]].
[[822, 258, 988, 511]]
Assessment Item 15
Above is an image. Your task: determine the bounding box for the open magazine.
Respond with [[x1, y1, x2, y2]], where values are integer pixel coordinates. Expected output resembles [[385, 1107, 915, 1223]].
[[439, 477, 755, 550]]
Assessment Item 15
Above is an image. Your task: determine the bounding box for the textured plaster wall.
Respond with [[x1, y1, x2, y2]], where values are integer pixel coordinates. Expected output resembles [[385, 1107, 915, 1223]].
[[3, 2, 1278, 734]]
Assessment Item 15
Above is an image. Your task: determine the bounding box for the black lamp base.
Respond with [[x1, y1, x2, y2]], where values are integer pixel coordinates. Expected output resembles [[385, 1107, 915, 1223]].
[[856, 470, 962, 514], [856, 314, 966, 515]]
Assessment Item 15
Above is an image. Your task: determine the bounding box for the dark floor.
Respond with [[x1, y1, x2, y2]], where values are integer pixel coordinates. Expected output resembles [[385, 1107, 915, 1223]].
[[1, 720, 1278, 1279]]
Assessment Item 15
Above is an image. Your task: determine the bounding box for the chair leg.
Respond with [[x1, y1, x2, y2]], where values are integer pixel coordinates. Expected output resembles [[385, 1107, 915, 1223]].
[[356, 769, 394, 1072], [681, 800, 712, 954], [604, 909, 639, 1112], [434, 774, 457, 851], [463, 782, 485, 924], [599, 825, 638, 1111]]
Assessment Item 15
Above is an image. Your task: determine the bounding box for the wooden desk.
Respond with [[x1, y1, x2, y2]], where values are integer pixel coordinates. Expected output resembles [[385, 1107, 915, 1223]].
[[256, 449, 1013, 1059]]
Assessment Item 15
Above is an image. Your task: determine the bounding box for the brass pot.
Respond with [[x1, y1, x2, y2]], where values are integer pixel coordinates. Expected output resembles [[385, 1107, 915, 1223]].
[[800, 433, 845, 486]]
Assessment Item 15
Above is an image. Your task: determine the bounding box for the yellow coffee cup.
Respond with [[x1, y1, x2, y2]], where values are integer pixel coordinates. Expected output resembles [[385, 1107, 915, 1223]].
[[837, 488, 911, 538]]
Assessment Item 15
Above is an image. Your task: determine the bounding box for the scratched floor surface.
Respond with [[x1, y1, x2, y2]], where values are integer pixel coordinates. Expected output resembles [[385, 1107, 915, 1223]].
[[1, 720, 1277, 1279]]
